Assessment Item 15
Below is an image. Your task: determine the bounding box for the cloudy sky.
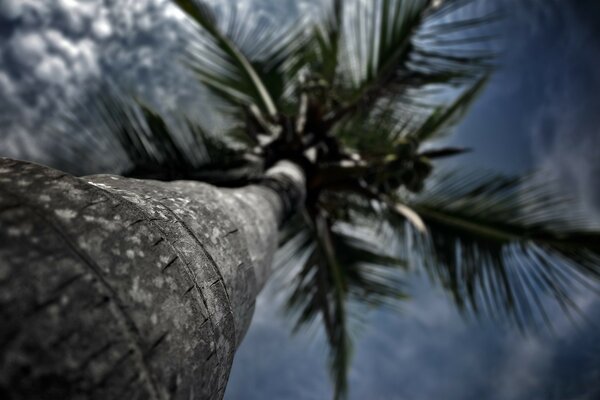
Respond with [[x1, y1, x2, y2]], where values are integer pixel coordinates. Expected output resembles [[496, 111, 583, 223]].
[[0, 0, 188, 167], [0, 0, 313, 171], [1, 1, 599, 399]]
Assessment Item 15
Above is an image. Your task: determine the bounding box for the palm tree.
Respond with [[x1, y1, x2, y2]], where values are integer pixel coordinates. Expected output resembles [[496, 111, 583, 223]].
[[1, 0, 600, 399], [122, 0, 598, 397]]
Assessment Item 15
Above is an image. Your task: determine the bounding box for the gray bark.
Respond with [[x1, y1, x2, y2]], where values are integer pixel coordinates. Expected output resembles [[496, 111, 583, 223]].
[[0, 157, 305, 400]]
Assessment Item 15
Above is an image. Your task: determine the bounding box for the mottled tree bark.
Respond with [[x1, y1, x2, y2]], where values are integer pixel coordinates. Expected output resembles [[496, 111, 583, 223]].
[[0, 157, 305, 400]]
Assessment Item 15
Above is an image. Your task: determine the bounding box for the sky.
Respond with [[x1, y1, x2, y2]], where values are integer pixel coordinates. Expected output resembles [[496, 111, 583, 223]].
[[449, 0, 600, 221], [0, 1, 599, 399]]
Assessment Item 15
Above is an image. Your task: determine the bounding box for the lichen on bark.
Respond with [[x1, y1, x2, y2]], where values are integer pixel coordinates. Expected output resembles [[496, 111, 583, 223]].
[[0, 157, 305, 399]]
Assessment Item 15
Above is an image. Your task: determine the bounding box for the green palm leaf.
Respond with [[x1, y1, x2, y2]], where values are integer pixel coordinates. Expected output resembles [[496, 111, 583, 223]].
[[400, 170, 600, 330], [59, 88, 259, 184], [313, 0, 344, 84], [281, 209, 406, 399], [328, 0, 494, 124], [174, 0, 279, 118], [410, 73, 489, 142]]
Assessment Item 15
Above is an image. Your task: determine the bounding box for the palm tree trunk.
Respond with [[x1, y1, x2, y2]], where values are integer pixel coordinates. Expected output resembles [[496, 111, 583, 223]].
[[0, 157, 305, 400]]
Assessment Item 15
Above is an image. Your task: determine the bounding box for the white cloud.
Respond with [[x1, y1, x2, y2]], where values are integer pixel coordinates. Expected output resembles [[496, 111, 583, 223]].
[[71, 38, 100, 78], [35, 55, 69, 84], [54, 0, 97, 34], [10, 31, 47, 66], [0, 0, 23, 19], [0, 72, 16, 96], [92, 16, 113, 39], [526, 3, 600, 224], [44, 29, 80, 60], [0, 0, 193, 166]]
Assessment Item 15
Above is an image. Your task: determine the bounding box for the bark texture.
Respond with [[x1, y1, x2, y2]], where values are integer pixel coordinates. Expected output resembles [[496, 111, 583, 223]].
[[0, 157, 305, 400]]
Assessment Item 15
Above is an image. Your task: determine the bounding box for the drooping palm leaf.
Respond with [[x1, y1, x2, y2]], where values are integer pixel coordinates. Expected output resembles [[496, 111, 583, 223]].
[[345, 0, 431, 89], [59, 87, 259, 184], [397, 170, 600, 330], [281, 208, 406, 399], [224, 7, 312, 115]]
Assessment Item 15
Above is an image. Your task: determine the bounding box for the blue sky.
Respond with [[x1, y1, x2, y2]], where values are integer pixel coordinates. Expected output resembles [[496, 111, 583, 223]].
[[1, 1, 599, 399]]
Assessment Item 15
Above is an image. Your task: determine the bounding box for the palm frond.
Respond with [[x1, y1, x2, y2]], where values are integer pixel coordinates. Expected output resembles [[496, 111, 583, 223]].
[[329, 71, 487, 171], [330, 71, 485, 170], [397, 170, 600, 330], [281, 211, 406, 399], [59, 87, 259, 184], [333, 101, 411, 158], [345, 0, 430, 89], [174, 0, 279, 118], [89, 92, 194, 174], [229, 10, 312, 114], [313, 0, 344, 84], [410, 73, 488, 142], [330, 0, 494, 124]]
